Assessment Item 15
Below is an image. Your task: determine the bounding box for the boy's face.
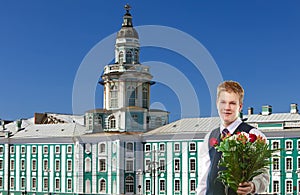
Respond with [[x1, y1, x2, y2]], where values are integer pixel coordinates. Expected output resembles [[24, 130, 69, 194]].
[[216, 91, 243, 127]]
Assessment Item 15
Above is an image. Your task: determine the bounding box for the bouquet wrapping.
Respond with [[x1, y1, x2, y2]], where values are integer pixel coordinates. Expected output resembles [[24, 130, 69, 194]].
[[213, 131, 275, 191]]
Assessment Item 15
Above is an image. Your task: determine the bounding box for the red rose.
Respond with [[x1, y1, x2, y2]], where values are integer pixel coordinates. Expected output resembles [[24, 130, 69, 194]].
[[209, 137, 218, 147], [249, 133, 257, 143]]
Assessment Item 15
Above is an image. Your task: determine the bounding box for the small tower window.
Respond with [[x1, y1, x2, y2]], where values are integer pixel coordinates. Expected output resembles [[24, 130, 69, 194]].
[[110, 84, 118, 108], [127, 85, 136, 106], [109, 116, 116, 129], [126, 50, 132, 64], [142, 84, 148, 108], [118, 51, 124, 64]]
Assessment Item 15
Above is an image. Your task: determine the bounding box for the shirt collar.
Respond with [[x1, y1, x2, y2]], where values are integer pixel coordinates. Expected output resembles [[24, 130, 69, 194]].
[[220, 118, 242, 134]]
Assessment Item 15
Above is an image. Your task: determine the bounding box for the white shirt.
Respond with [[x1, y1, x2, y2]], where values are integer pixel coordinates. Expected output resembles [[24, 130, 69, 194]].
[[196, 118, 270, 195]]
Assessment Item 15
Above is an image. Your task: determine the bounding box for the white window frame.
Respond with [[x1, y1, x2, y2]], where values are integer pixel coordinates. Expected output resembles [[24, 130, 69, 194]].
[[190, 158, 196, 172], [159, 143, 165, 152], [159, 179, 165, 191], [67, 178, 72, 190], [67, 160, 72, 172], [99, 179, 106, 193], [174, 158, 180, 172], [286, 157, 293, 172], [273, 180, 280, 193], [285, 179, 293, 194], [32, 146, 37, 154], [273, 157, 280, 171], [99, 159, 106, 172], [189, 142, 196, 151], [55, 145, 60, 154], [67, 145, 72, 154], [125, 159, 134, 172], [190, 179, 196, 192], [272, 140, 280, 150], [174, 143, 180, 152], [43, 146, 48, 154], [286, 140, 293, 151], [174, 179, 180, 192]]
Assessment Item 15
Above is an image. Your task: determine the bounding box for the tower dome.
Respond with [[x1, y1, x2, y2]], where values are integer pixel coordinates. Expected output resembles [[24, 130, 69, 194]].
[[117, 4, 139, 39]]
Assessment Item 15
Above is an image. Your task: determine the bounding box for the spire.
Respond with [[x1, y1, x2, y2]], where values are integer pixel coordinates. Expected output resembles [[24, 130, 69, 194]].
[[122, 4, 133, 27]]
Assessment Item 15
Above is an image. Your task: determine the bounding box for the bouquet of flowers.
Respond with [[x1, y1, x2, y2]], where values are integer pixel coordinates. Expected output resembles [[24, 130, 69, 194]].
[[213, 131, 275, 191]]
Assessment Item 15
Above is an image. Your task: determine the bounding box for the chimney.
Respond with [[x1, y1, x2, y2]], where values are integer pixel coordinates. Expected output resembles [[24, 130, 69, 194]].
[[15, 119, 22, 131], [290, 103, 298, 114], [248, 107, 253, 115], [262, 105, 272, 116]]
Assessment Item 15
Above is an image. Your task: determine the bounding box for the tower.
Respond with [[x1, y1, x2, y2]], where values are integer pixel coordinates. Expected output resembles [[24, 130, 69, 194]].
[[85, 4, 169, 132]]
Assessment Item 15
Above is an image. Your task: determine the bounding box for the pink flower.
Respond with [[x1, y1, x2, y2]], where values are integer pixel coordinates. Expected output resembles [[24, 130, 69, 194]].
[[249, 133, 257, 143], [209, 137, 218, 147]]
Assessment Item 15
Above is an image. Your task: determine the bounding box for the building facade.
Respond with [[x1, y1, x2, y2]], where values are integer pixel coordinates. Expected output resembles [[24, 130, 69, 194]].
[[0, 5, 300, 195]]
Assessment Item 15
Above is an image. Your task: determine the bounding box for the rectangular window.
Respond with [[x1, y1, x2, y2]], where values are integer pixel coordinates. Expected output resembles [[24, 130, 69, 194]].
[[160, 180, 165, 191], [190, 180, 196, 191], [99, 159, 106, 172], [190, 143, 196, 151], [21, 159, 25, 170], [0, 177, 3, 188], [67, 145, 72, 154], [298, 140, 300, 150], [32, 146, 37, 154], [273, 141, 279, 150], [174, 159, 180, 172], [126, 160, 133, 172], [44, 178, 48, 190], [55, 146, 60, 154], [273, 180, 279, 193], [44, 146, 48, 154], [55, 178, 60, 190], [44, 159, 48, 171], [146, 180, 151, 191], [10, 146, 14, 154], [286, 180, 292, 193], [32, 159, 37, 171], [175, 180, 180, 191], [32, 178, 36, 189], [190, 159, 196, 172], [159, 143, 165, 152], [145, 159, 151, 172], [174, 143, 180, 152], [21, 146, 26, 154], [286, 157, 292, 171], [10, 177, 14, 188], [10, 159, 14, 171], [298, 180, 300, 193], [67, 160, 72, 171], [67, 179, 72, 190], [0, 159, 3, 170], [273, 158, 280, 170], [55, 160, 60, 171], [21, 177, 25, 188], [286, 141, 293, 151], [145, 144, 151, 152], [0, 146, 3, 154], [159, 159, 165, 171]]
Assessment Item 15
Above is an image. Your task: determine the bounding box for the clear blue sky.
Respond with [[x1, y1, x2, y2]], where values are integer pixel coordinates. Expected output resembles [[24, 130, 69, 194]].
[[1, 1, 300, 122]]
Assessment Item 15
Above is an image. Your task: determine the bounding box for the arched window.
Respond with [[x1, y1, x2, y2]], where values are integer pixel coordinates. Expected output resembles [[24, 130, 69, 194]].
[[125, 176, 134, 192], [85, 157, 91, 172], [126, 142, 133, 152], [119, 51, 124, 64], [99, 179, 106, 192], [134, 49, 139, 63], [109, 116, 116, 129], [110, 84, 118, 108], [127, 85, 136, 106], [99, 143, 106, 153], [142, 84, 148, 108], [126, 50, 132, 64], [85, 179, 91, 194], [94, 115, 102, 125]]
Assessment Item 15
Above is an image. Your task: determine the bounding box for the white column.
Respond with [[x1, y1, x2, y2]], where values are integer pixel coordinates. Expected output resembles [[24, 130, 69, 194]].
[[92, 144, 97, 193], [15, 145, 20, 190], [38, 145, 43, 192], [49, 145, 54, 192], [107, 142, 112, 194], [26, 145, 31, 192], [182, 142, 188, 194], [167, 142, 173, 195], [61, 145, 66, 192]]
